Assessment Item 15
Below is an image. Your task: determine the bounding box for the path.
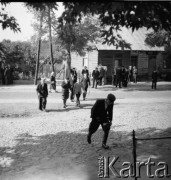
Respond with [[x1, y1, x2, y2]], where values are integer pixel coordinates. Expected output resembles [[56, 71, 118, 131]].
[[0, 81, 171, 180]]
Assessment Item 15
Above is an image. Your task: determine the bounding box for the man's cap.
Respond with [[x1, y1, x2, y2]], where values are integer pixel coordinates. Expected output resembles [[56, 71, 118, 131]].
[[107, 94, 116, 102]]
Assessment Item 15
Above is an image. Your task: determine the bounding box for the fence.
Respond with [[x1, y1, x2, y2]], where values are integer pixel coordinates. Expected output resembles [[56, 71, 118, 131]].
[[132, 130, 171, 180]]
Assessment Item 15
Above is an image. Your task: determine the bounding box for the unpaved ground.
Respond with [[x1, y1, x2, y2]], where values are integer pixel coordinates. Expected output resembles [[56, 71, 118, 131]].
[[0, 81, 171, 180]]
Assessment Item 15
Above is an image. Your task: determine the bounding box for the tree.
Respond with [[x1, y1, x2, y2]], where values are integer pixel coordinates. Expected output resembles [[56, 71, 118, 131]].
[[55, 15, 102, 78], [145, 30, 171, 69], [34, 10, 44, 85], [145, 30, 171, 48], [0, 39, 37, 75], [0, 2, 20, 32], [59, 2, 171, 45]]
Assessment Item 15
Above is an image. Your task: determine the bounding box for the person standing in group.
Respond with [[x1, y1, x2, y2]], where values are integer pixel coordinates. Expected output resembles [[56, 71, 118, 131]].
[[49, 72, 57, 93], [0, 63, 6, 85], [82, 66, 89, 77], [71, 67, 77, 80], [116, 66, 122, 88], [92, 67, 100, 89], [8, 64, 13, 84], [73, 79, 82, 107], [128, 66, 132, 82], [69, 73, 77, 102], [112, 67, 117, 86], [4, 65, 10, 85], [61, 78, 71, 108], [133, 66, 138, 83], [152, 68, 158, 89], [81, 73, 91, 100], [87, 94, 116, 149], [121, 66, 126, 87], [124, 67, 129, 87], [36, 78, 48, 112], [99, 66, 105, 86]]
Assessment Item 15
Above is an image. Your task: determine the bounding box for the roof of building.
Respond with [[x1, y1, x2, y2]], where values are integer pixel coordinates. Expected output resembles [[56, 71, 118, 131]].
[[95, 27, 164, 51]]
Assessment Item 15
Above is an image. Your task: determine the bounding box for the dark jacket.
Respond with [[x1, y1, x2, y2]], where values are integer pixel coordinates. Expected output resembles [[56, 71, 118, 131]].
[[116, 68, 122, 79], [0, 67, 5, 78], [36, 83, 48, 98], [50, 76, 56, 83], [4, 67, 11, 77], [70, 76, 77, 88], [61, 81, 71, 98], [70, 69, 77, 78], [90, 99, 114, 122], [99, 68, 105, 77], [82, 69, 89, 76], [152, 71, 158, 82], [92, 70, 100, 79]]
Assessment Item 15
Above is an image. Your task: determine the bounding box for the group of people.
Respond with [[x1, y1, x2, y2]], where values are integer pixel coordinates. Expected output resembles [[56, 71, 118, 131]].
[[36, 70, 116, 149], [112, 65, 138, 88], [0, 63, 13, 85], [36, 67, 91, 110], [81, 66, 106, 89]]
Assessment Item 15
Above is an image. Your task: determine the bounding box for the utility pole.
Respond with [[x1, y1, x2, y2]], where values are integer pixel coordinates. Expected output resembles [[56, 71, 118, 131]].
[[48, 5, 54, 72], [34, 11, 44, 85]]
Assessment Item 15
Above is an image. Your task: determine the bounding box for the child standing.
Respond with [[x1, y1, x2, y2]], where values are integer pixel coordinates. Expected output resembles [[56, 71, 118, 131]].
[[61, 78, 71, 108], [73, 79, 82, 107]]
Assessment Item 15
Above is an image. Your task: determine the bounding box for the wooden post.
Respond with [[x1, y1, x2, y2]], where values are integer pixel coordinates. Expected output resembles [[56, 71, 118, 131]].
[[34, 11, 43, 85], [48, 5, 54, 72], [132, 130, 137, 180]]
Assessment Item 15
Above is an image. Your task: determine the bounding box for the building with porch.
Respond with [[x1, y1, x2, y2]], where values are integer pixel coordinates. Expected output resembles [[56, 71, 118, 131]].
[[71, 27, 164, 82]]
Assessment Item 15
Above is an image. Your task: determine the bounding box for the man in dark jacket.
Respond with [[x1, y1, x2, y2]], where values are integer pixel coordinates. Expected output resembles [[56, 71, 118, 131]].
[[116, 66, 122, 88], [82, 66, 89, 77], [99, 67, 105, 86], [0, 63, 5, 85], [81, 73, 91, 100], [70, 73, 77, 101], [92, 67, 100, 89], [87, 93, 116, 149], [36, 78, 48, 111], [4, 65, 10, 85], [70, 67, 77, 80], [152, 69, 158, 89], [61, 78, 71, 108]]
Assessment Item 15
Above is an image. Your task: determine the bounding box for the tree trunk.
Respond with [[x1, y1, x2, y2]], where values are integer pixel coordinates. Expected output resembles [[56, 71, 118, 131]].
[[48, 6, 54, 72], [64, 50, 71, 79], [34, 11, 43, 85]]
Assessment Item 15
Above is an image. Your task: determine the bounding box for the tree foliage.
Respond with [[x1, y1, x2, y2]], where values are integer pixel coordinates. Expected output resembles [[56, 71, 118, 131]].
[[59, 2, 171, 45], [56, 15, 101, 56], [0, 40, 36, 75], [145, 30, 171, 48], [0, 2, 20, 32]]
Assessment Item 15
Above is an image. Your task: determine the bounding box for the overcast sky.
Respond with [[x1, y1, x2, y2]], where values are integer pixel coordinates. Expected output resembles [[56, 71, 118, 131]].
[[0, 2, 64, 42]]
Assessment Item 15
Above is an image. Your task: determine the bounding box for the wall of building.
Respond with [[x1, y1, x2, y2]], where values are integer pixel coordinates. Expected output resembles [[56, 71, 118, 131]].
[[70, 50, 164, 81], [138, 52, 149, 75], [70, 50, 98, 75], [88, 50, 98, 74], [71, 52, 83, 72]]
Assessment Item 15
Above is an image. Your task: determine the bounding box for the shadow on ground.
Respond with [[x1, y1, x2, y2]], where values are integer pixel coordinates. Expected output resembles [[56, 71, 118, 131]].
[[0, 127, 171, 180], [97, 84, 171, 92], [47, 103, 93, 112]]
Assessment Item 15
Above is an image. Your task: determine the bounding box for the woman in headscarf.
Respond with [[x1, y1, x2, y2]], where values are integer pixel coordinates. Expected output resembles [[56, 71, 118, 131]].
[[49, 72, 57, 93]]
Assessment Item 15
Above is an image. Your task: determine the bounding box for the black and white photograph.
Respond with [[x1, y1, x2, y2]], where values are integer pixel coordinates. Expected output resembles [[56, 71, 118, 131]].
[[0, 1, 171, 180]]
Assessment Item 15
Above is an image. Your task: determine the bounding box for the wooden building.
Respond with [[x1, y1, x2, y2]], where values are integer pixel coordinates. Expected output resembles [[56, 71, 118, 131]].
[[71, 27, 164, 81]]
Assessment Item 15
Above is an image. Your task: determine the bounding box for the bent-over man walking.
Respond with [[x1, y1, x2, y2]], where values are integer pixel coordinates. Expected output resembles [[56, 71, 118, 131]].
[[87, 94, 116, 149]]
